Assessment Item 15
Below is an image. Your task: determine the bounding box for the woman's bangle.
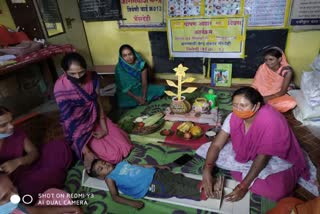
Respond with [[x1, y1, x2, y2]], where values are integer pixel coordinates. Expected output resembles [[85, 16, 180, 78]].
[[235, 182, 248, 191], [204, 163, 214, 168]]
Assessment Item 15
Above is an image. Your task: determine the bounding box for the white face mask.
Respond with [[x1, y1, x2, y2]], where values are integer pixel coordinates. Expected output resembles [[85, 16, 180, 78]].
[[0, 132, 13, 139]]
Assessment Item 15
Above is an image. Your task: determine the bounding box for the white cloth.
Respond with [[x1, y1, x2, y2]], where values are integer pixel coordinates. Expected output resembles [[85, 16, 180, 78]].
[[221, 113, 232, 133], [196, 142, 319, 196], [289, 90, 320, 121], [300, 71, 320, 107], [196, 141, 293, 179]]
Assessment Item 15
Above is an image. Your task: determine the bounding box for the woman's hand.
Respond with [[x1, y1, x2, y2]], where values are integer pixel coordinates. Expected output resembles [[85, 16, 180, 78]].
[[280, 66, 292, 73], [0, 159, 20, 174], [92, 129, 107, 139], [224, 185, 248, 202], [137, 96, 146, 105], [129, 200, 144, 209], [201, 168, 214, 198], [83, 151, 96, 171]]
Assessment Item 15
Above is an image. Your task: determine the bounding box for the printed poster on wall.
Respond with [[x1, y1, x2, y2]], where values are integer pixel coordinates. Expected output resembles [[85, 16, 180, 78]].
[[245, 0, 288, 27], [167, 17, 246, 58], [204, 0, 241, 16], [168, 0, 201, 17], [167, 0, 242, 17], [290, 0, 320, 30], [119, 0, 165, 28]]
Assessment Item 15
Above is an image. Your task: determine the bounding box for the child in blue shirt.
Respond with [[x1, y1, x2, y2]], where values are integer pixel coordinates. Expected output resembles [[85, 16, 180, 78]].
[[88, 159, 217, 209]]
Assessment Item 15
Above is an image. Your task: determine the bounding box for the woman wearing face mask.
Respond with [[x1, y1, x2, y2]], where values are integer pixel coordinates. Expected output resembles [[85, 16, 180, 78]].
[[0, 106, 72, 203], [54, 52, 133, 171], [202, 87, 309, 202], [251, 47, 296, 112], [115, 44, 165, 108]]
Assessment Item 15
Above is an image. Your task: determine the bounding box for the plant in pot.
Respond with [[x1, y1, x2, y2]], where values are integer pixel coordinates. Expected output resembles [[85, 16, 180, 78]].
[[164, 64, 197, 114]]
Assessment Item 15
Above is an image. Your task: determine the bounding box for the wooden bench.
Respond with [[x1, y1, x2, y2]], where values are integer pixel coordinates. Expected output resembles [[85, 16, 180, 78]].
[[91, 65, 115, 76], [90, 65, 116, 113]]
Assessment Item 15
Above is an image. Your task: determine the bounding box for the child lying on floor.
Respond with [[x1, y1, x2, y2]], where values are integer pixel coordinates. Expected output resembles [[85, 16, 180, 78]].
[[88, 159, 223, 209]]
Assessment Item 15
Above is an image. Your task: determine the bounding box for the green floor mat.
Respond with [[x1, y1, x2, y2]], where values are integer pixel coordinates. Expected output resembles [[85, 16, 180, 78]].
[[64, 142, 276, 214]]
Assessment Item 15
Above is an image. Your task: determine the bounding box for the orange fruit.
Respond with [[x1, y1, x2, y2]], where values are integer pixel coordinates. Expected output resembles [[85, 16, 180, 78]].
[[190, 126, 202, 137]]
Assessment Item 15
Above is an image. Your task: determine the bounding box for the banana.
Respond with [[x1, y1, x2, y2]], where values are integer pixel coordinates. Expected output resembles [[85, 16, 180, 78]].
[[177, 122, 194, 133], [177, 122, 188, 132]]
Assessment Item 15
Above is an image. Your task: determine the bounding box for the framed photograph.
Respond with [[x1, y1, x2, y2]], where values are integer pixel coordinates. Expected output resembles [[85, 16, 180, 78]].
[[211, 63, 232, 87]]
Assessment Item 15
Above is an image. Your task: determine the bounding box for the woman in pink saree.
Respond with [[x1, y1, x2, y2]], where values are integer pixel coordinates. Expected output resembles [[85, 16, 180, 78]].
[[202, 87, 309, 201], [54, 53, 133, 170], [0, 106, 72, 203], [252, 47, 296, 112]]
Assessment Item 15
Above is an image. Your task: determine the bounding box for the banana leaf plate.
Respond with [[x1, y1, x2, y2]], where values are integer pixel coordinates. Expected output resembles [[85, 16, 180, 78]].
[[131, 118, 165, 135]]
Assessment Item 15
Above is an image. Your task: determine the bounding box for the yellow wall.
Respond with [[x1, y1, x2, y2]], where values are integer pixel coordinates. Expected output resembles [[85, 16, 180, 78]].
[[0, 1, 16, 29], [83, 21, 153, 66], [286, 30, 320, 86], [84, 21, 320, 86], [2, 0, 319, 87]]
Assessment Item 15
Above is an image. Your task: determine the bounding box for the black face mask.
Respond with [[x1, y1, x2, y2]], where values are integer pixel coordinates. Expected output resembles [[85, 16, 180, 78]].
[[67, 72, 87, 84]]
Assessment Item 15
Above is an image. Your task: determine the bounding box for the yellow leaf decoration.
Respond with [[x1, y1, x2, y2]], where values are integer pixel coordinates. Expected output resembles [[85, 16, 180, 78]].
[[181, 87, 197, 94], [166, 80, 178, 88], [164, 90, 177, 97], [173, 64, 189, 77], [182, 77, 195, 83], [165, 64, 197, 101]]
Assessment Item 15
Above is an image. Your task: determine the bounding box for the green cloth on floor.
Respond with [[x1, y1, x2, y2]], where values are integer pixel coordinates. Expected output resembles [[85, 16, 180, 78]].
[[64, 88, 277, 213], [64, 142, 276, 213]]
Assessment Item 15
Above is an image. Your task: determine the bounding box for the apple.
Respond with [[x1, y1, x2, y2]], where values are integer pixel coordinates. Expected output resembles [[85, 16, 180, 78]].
[[163, 129, 170, 135], [137, 122, 145, 128], [184, 132, 192, 139]]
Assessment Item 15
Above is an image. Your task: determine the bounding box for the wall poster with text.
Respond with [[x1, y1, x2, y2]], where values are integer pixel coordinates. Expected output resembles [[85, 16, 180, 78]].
[[119, 0, 165, 29], [244, 0, 288, 27], [167, 17, 247, 58], [290, 0, 320, 30]]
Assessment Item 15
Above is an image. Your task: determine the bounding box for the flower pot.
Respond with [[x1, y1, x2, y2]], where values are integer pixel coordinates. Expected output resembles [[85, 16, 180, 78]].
[[170, 96, 191, 114]]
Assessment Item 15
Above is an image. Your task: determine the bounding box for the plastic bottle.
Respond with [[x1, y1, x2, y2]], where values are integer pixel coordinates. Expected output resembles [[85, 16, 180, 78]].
[[204, 89, 217, 109]]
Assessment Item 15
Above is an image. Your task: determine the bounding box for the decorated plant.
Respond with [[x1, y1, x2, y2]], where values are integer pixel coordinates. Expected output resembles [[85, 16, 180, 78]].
[[164, 64, 197, 100]]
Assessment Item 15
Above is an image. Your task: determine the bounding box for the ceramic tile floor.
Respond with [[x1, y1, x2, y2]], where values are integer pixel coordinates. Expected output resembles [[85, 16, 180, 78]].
[[284, 111, 320, 200]]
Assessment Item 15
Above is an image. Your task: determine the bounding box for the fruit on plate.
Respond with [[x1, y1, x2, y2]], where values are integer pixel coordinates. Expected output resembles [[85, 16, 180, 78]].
[[143, 112, 164, 127], [160, 129, 173, 136], [137, 122, 145, 128], [183, 132, 192, 139], [177, 122, 194, 133], [190, 125, 203, 137]]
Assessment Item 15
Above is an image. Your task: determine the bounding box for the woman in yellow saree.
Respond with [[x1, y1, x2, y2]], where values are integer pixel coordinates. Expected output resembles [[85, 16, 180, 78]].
[[252, 47, 296, 112]]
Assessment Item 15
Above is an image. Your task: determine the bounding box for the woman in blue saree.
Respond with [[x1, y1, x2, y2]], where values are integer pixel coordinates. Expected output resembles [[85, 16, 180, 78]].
[[115, 44, 165, 108]]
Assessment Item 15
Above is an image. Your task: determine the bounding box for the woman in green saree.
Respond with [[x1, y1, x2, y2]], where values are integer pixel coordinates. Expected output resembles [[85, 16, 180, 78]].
[[115, 44, 165, 108]]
